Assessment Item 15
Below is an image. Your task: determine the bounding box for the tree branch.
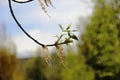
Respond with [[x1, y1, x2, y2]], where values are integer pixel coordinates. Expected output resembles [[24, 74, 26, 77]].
[[12, 0, 33, 3], [8, 0, 66, 47]]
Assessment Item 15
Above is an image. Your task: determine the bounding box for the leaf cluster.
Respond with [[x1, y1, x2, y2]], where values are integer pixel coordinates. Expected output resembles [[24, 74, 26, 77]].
[[9, 0, 79, 67], [56, 24, 78, 45]]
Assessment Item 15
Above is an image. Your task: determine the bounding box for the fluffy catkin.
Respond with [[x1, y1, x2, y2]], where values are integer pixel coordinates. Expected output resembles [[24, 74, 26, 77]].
[[38, 0, 51, 17], [42, 45, 51, 65], [44, 0, 54, 7], [55, 44, 65, 67]]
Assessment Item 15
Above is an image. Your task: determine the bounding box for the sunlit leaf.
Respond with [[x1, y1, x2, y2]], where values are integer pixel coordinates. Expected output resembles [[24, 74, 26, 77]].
[[66, 24, 72, 30], [65, 38, 73, 45], [68, 33, 78, 40], [61, 31, 68, 35]]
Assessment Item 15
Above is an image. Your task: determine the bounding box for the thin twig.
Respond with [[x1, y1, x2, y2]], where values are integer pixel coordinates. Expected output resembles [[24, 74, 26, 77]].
[[55, 35, 62, 44], [12, 0, 33, 3], [8, 0, 66, 47]]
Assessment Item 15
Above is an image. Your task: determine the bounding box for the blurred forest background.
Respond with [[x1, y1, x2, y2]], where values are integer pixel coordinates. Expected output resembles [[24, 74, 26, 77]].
[[0, 0, 120, 80]]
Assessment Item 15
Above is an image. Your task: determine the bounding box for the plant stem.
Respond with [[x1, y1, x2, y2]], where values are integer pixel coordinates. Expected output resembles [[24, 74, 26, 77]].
[[12, 0, 33, 3], [8, 0, 66, 47], [55, 35, 63, 44]]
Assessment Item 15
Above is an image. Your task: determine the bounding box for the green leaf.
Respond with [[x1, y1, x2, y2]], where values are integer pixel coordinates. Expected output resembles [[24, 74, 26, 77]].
[[68, 33, 78, 40], [61, 31, 68, 35], [65, 38, 73, 45], [59, 24, 64, 31], [66, 24, 72, 30], [71, 30, 78, 32]]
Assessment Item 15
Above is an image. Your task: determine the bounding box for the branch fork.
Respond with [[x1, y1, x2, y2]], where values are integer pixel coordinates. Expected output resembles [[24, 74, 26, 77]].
[[8, 0, 78, 66]]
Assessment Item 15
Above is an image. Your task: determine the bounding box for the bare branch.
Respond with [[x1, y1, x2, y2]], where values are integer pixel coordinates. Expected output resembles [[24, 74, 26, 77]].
[[12, 0, 33, 3], [8, 0, 67, 47]]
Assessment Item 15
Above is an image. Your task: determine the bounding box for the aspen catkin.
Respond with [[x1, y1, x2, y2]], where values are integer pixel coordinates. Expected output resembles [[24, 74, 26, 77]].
[[55, 44, 65, 66], [38, 0, 51, 17], [42, 45, 51, 65]]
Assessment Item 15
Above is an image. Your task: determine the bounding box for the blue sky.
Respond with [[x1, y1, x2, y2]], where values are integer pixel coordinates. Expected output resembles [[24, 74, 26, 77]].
[[0, 0, 93, 56]]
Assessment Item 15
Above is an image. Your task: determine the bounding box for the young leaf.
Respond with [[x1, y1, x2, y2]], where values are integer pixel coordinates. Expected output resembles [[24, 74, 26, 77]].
[[59, 24, 64, 31], [71, 30, 78, 32], [68, 33, 78, 40], [66, 24, 72, 30], [61, 31, 68, 35], [65, 38, 73, 45]]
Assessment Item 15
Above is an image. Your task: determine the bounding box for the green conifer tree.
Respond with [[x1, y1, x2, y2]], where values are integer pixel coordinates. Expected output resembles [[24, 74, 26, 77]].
[[79, 0, 120, 79]]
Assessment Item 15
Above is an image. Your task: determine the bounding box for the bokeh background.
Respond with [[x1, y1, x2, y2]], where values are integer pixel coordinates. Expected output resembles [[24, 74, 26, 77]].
[[0, 0, 120, 80]]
